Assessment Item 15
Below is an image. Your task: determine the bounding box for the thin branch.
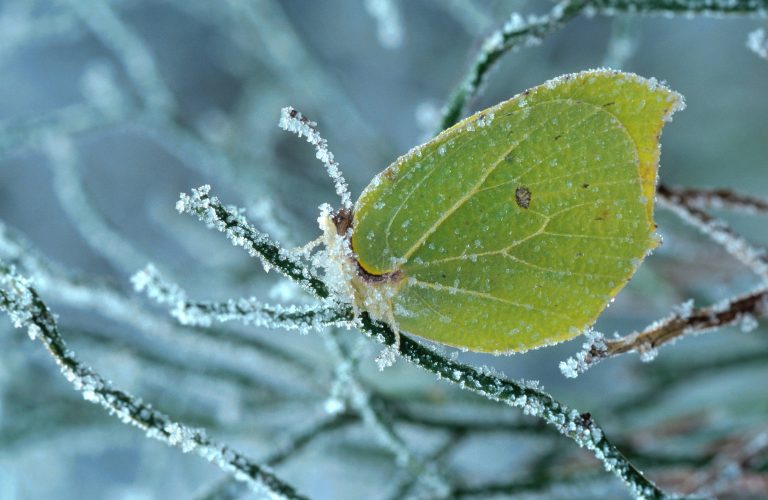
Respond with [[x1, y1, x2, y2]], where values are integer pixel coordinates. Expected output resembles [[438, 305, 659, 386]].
[[43, 134, 150, 272], [0, 265, 306, 500], [180, 188, 675, 498], [176, 186, 330, 299], [361, 315, 673, 499], [561, 287, 768, 377], [132, 263, 350, 331], [63, 0, 176, 117], [439, 0, 587, 131], [658, 184, 768, 281], [439, 0, 768, 131], [278, 107, 352, 211], [661, 185, 768, 215], [196, 411, 354, 500]]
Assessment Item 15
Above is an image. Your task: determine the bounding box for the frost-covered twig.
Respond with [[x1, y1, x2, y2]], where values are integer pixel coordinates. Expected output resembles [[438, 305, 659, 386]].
[[602, 16, 639, 69], [278, 107, 352, 210], [180, 188, 672, 498], [658, 184, 768, 281], [43, 134, 150, 272], [439, 0, 587, 130], [590, 0, 768, 15], [661, 185, 768, 215], [132, 263, 350, 332], [64, 0, 176, 116], [561, 288, 768, 377], [196, 411, 354, 500], [364, 0, 404, 49], [360, 315, 673, 499], [748, 28, 768, 59], [0, 220, 315, 378], [176, 186, 330, 298], [440, 0, 768, 130], [0, 265, 307, 499]]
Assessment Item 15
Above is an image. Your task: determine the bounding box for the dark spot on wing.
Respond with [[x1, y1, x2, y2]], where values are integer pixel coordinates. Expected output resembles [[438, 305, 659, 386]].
[[602, 101, 615, 107], [554, 134, 562, 141], [582, 183, 590, 189], [515, 186, 531, 209]]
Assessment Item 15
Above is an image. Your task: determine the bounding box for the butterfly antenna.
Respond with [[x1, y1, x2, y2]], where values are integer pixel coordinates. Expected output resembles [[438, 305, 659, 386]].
[[279, 106, 353, 211]]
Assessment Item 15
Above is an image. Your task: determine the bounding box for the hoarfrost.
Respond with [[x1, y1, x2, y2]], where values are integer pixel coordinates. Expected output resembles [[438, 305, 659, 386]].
[[364, 0, 403, 49], [279, 107, 352, 210], [558, 329, 606, 379], [747, 28, 768, 60], [375, 344, 399, 370]]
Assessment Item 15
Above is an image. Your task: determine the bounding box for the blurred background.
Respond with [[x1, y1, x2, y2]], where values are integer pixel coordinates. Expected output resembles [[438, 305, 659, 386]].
[[0, 1, 767, 498]]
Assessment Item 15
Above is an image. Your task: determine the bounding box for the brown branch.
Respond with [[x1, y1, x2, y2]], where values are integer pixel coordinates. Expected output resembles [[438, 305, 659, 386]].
[[661, 185, 768, 215], [561, 287, 768, 377], [658, 184, 768, 281], [603, 288, 767, 357]]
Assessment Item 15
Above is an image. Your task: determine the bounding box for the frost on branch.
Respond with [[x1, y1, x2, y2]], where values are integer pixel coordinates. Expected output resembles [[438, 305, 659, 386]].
[[0, 265, 305, 499], [747, 28, 768, 60], [176, 185, 329, 299], [559, 329, 608, 379], [132, 263, 351, 333], [561, 290, 768, 376], [278, 106, 352, 210], [364, 0, 404, 49]]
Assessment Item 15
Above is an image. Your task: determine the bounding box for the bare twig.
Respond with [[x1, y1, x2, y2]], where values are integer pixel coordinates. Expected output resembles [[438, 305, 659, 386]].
[[658, 184, 768, 281], [0, 265, 306, 499], [661, 185, 768, 215], [562, 288, 768, 377]]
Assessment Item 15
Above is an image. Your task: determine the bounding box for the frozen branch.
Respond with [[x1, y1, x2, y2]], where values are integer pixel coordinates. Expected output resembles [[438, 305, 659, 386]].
[[132, 263, 351, 332], [439, 0, 587, 131], [42, 133, 149, 272], [561, 288, 768, 377], [0, 265, 306, 500], [439, 0, 768, 131], [177, 189, 673, 498], [658, 184, 768, 282], [661, 185, 768, 215], [360, 315, 673, 499], [0, 220, 316, 378], [748, 28, 768, 59], [64, 0, 176, 116], [364, 0, 404, 49], [278, 107, 352, 211], [176, 185, 330, 298]]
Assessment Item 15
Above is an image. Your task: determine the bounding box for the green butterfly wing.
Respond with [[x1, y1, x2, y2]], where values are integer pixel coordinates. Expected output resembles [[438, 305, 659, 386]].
[[351, 69, 683, 353]]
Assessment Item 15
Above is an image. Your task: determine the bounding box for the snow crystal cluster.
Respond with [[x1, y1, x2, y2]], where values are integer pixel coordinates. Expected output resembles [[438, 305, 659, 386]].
[[747, 28, 768, 60], [558, 329, 607, 379], [364, 0, 403, 49], [132, 263, 345, 333]]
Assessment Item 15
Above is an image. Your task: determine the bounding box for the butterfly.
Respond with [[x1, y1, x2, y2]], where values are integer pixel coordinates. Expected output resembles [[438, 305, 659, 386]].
[[323, 69, 683, 353]]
